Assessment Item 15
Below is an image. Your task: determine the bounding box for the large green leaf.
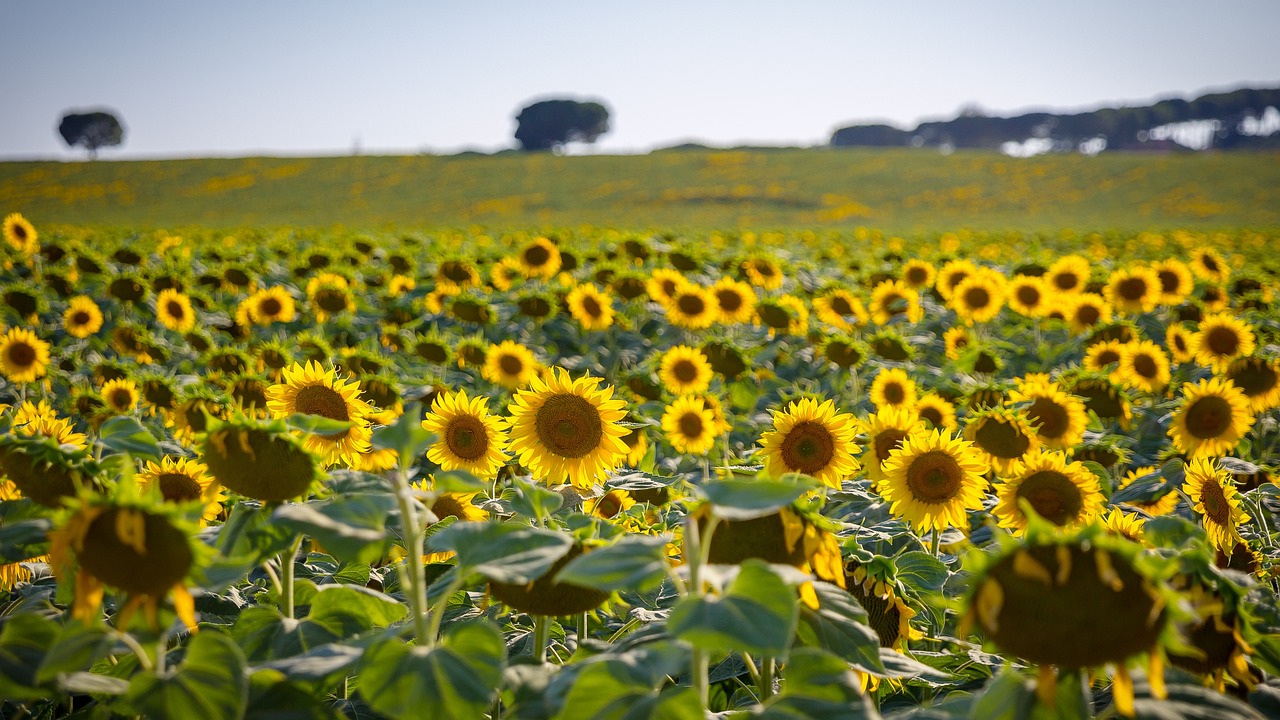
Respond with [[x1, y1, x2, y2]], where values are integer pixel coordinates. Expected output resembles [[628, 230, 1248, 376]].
[[555, 661, 701, 720], [371, 402, 432, 461], [0, 517, 51, 564], [35, 622, 111, 685], [273, 494, 396, 565], [750, 647, 880, 719], [699, 478, 817, 520], [669, 560, 799, 656], [305, 584, 407, 637], [556, 534, 671, 592], [358, 621, 505, 719], [0, 611, 58, 700], [97, 415, 162, 459], [795, 581, 883, 672], [427, 521, 572, 583], [124, 629, 249, 720]]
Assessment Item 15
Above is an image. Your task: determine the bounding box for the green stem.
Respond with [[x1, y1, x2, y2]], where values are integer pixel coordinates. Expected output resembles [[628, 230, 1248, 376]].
[[760, 656, 776, 701], [261, 559, 283, 596], [113, 630, 154, 672], [684, 513, 720, 709], [533, 615, 551, 663], [282, 534, 304, 620], [390, 464, 431, 644], [931, 528, 941, 558], [424, 574, 463, 645], [577, 612, 588, 648]]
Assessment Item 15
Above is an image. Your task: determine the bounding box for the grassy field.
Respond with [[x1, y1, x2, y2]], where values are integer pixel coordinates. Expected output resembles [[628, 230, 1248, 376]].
[[2, 147, 1279, 231]]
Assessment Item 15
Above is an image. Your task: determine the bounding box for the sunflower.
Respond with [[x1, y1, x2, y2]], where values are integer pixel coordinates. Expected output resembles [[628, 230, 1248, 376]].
[[659, 395, 717, 456], [1168, 580, 1257, 693], [489, 256, 523, 291], [914, 392, 958, 431], [1008, 379, 1088, 451], [1168, 377, 1254, 458], [154, 288, 196, 334], [1151, 258, 1194, 305], [50, 500, 199, 632], [757, 295, 809, 337], [1104, 266, 1161, 315], [943, 326, 971, 361], [1199, 284, 1230, 313], [869, 279, 922, 325], [386, 274, 416, 296], [710, 277, 757, 324], [507, 367, 629, 489], [845, 561, 925, 650], [266, 361, 373, 466], [1006, 275, 1050, 317], [1165, 323, 1196, 364], [741, 256, 784, 290], [518, 236, 562, 279], [900, 259, 936, 290], [813, 288, 869, 331], [961, 407, 1038, 474], [1083, 339, 1125, 377], [951, 271, 1006, 325], [481, 340, 540, 390], [758, 397, 860, 489], [1191, 313, 1255, 373], [936, 258, 978, 301], [136, 456, 223, 524], [62, 296, 104, 338], [101, 378, 139, 414], [421, 389, 510, 479], [1115, 466, 1180, 516], [1102, 507, 1147, 544], [870, 367, 917, 410], [248, 286, 296, 325], [1064, 292, 1112, 335], [858, 406, 924, 487], [1117, 340, 1171, 394], [1190, 247, 1231, 283], [14, 414, 89, 450], [1184, 457, 1250, 553], [566, 283, 615, 331], [658, 345, 713, 395], [700, 504, 845, 595], [436, 258, 482, 290], [646, 268, 687, 305], [664, 284, 718, 330], [583, 488, 637, 522], [992, 450, 1105, 533], [2, 213, 38, 255], [1045, 254, 1091, 295], [879, 429, 987, 532], [0, 327, 50, 384], [305, 272, 355, 321], [1224, 355, 1280, 413], [821, 334, 868, 370], [1064, 373, 1134, 429]]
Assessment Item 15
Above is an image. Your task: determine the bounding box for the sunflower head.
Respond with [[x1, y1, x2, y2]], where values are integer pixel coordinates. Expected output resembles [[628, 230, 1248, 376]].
[[992, 449, 1105, 534], [266, 361, 373, 466], [661, 394, 717, 456], [658, 345, 714, 395], [507, 367, 630, 489], [844, 559, 924, 649], [700, 504, 844, 590], [488, 542, 610, 616], [137, 456, 223, 524], [199, 415, 322, 502], [821, 334, 868, 370], [3, 213, 38, 254], [758, 397, 860, 489], [870, 367, 917, 410], [1184, 457, 1250, 553], [482, 341, 540, 390], [1224, 355, 1280, 413], [0, 434, 102, 507], [422, 389, 510, 480], [702, 341, 749, 380], [0, 327, 51, 385], [880, 429, 988, 532], [965, 407, 1039, 474], [1168, 377, 1254, 459]]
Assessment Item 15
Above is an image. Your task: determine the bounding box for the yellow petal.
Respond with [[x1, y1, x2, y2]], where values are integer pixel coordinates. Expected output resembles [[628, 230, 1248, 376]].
[[1112, 665, 1134, 718], [1036, 665, 1058, 708], [173, 584, 198, 633]]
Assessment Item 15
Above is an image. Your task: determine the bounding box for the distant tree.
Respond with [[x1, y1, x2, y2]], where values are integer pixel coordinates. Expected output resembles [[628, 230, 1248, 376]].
[[514, 99, 610, 151], [57, 110, 125, 159]]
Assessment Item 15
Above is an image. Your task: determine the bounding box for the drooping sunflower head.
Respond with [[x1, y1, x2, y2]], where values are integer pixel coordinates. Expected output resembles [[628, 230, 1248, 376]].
[[305, 271, 355, 321], [1191, 313, 1256, 373], [992, 449, 1105, 534], [844, 559, 925, 649], [1115, 465, 1180, 516], [741, 255, 784, 290], [199, 415, 323, 502], [700, 503, 845, 591], [821, 334, 868, 370], [758, 397, 860, 489], [0, 434, 102, 507], [436, 258, 482, 290], [870, 367, 917, 410], [756, 295, 809, 336], [507, 367, 630, 489], [265, 360, 372, 466], [880, 429, 988, 532], [658, 345, 714, 395], [1063, 372, 1134, 428], [1166, 575, 1258, 691], [965, 407, 1039, 474], [487, 541, 611, 616], [1224, 355, 1280, 413], [482, 340, 540, 391], [1168, 377, 1255, 459], [421, 388, 510, 480], [661, 394, 717, 456], [1184, 457, 1250, 554], [168, 387, 231, 446], [0, 327, 51, 385]]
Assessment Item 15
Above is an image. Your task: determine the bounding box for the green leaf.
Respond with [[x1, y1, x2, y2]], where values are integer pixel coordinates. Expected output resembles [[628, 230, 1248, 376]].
[[428, 521, 572, 583], [284, 413, 353, 436], [230, 607, 307, 663], [728, 381, 759, 411], [699, 478, 817, 520], [506, 478, 564, 521], [273, 494, 395, 565], [97, 416, 162, 459], [58, 671, 130, 695], [776, 647, 866, 705], [35, 623, 111, 685], [556, 534, 671, 592], [668, 560, 799, 656], [0, 517, 51, 564], [306, 584, 407, 637], [555, 661, 702, 720], [433, 469, 488, 494], [371, 402, 432, 460], [124, 629, 249, 720], [204, 501, 298, 591], [254, 644, 365, 683], [971, 669, 1036, 720], [795, 581, 883, 671], [0, 611, 58, 700], [893, 551, 949, 593], [358, 621, 505, 719]]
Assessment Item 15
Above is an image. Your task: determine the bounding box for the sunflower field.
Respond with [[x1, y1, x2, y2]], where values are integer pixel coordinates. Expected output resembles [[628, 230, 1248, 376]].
[[2, 213, 1280, 719]]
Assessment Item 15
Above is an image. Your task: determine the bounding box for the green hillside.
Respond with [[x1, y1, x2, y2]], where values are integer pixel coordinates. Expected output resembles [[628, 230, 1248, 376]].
[[2, 148, 1279, 231]]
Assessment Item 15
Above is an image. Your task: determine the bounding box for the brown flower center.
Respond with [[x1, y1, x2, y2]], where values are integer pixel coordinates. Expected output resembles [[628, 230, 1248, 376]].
[[1228, 359, 1277, 397], [535, 393, 603, 459], [157, 472, 203, 502], [72, 311, 92, 325], [963, 286, 991, 310], [874, 429, 909, 464], [831, 295, 853, 315], [1117, 277, 1147, 301], [677, 293, 706, 316], [166, 300, 186, 319], [1158, 270, 1180, 293], [445, 415, 490, 461], [524, 244, 551, 267], [1074, 303, 1101, 327], [678, 411, 705, 439], [259, 297, 283, 316], [315, 288, 349, 312], [671, 359, 699, 384], [1052, 272, 1078, 291], [1200, 477, 1230, 524], [581, 295, 602, 317], [882, 382, 905, 405], [1185, 395, 1232, 439], [110, 389, 133, 409], [1028, 398, 1069, 440], [716, 288, 743, 312], [906, 450, 963, 504], [905, 266, 928, 285], [1016, 285, 1040, 306], [918, 405, 944, 427], [7, 342, 36, 368], [1204, 326, 1240, 356], [1132, 354, 1158, 379], [1016, 470, 1083, 526], [498, 353, 525, 377], [431, 494, 468, 522], [974, 418, 1031, 459], [780, 421, 836, 475]]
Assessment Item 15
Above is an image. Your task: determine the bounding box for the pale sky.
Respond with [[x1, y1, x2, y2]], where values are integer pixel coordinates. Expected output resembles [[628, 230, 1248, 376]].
[[3, 0, 1278, 159]]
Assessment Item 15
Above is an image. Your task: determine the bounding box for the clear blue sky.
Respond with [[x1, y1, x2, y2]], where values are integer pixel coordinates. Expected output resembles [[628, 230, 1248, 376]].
[[3, 0, 1278, 159]]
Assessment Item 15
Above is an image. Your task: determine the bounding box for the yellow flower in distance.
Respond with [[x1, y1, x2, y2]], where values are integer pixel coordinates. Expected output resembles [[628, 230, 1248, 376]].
[[507, 367, 629, 489], [992, 450, 1105, 534], [661, 394, 718, 456], [880, 429, 988, 533], [1184, 457, 1250, 553], [0, 328, 50, 384], [1168, 377, 1254, 459], [421, 389, 510, 480], [266, 361, 372, 466], [63, 296, 104, 338], [758, 397, 860, 489]]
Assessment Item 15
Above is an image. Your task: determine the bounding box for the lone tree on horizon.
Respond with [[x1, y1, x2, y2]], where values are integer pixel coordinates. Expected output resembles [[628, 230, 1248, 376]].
[[58, 110, 125, 159], [514, 99, 610, 152]]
